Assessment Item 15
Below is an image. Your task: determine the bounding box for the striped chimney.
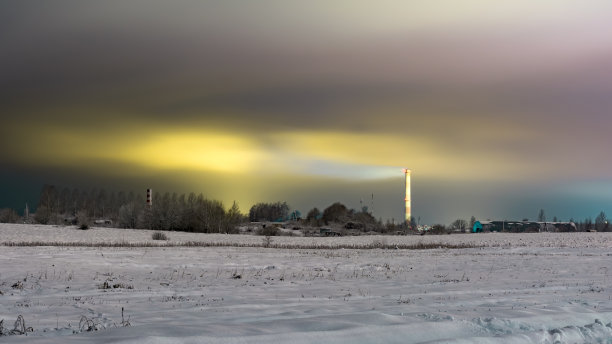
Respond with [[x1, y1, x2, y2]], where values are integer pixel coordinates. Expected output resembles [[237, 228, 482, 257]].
[[146, 188, 152, 207], [402, 169, 411, 225]]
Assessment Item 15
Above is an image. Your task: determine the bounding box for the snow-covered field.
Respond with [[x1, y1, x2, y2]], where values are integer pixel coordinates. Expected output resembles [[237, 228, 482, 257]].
[[1, 224, 612, 343]]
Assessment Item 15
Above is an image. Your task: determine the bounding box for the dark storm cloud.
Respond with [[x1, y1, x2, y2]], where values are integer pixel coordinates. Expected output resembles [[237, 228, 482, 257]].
[[1, 2, 275, 111], [3, 0, 611, 132]]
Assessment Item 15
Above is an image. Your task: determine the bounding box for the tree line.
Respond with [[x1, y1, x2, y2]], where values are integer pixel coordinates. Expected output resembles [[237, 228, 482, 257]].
[[4, 185, 246, 233], [2, 185, 610, 234], [0, 185, 390, 234]]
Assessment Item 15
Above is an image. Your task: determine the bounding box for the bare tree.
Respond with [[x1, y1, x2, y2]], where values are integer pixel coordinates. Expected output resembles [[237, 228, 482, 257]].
[[0, 208, 20, 223], [165, 193, 182, 230], [37, 185, 60, 224], [451, 219, 468, 232], [537, 209, 546, 222], [34, 205, 51, 224], [306, 207, 321, 226], [249, 202, 290, 222], [118, 202, 141, 229], [595, 211, 607, 232]]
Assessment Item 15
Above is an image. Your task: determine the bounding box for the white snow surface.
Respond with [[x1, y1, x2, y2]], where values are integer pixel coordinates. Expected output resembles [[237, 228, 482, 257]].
[[1, 224, 612, 343]]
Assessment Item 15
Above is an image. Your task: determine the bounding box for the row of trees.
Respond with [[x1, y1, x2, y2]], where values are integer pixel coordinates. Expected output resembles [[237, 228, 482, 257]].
[[35, 184, 145, 225], [2, 185, 611, 234], [248, 202, 290, 222], [124, 194, 244, 233], [1, 185, 387, 234], [0, 208, 20, 223], [572, 211, 609, 232], [248, 201, 386, 233], [304, 202, 384, 232], [24, 185, 246, 233]]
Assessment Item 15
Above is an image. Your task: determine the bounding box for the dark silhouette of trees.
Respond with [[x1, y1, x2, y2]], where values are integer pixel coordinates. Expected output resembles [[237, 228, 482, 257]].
[[469, 216, 476, 230], [427, 224, 449, 235], [538, 209, 546, 222], [451, 219, 468, 231], [36, 184, 59, 224], [322, 202, 348, 224], [306, 207, 321, 226], [0, 208, 20, 223], [196, 197, 226, 232], [118, 201, 141, 229], [225, 201, 245, 233], [28, 184, 246, 233], [595, 211, 608, 232], [26, 184, 612, 236], [249, 202, 290, 222]]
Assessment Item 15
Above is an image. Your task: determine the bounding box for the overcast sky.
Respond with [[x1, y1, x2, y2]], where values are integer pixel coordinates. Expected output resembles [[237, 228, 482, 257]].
[[2, 1, 612, 224]]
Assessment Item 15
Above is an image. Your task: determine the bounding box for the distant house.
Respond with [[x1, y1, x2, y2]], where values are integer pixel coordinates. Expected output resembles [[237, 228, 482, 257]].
[[320, 228, 342, 237], [94, 219, 113, 226], [472, 220, 576, 233]]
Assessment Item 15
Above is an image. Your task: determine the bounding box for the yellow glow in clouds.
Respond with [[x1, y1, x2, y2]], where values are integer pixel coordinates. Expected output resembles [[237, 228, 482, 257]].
[[11, 124, 266, 174], [8, 121, 542, 182], [119, 132, 266, 173]]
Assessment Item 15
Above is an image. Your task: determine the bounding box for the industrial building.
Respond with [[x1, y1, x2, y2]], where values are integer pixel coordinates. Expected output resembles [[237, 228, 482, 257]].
[[402, 168, 411, 225], [472, 220, 577, 233]]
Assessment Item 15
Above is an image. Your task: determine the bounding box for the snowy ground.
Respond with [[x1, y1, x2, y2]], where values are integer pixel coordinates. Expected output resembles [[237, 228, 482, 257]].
[[1, 224, 612, 343]]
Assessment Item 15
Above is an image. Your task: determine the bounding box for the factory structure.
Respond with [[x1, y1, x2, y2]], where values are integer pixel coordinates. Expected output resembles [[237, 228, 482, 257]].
[[399, 170, 576, 234], [403, 168, 411, 225], [472, 220, 577, 233]]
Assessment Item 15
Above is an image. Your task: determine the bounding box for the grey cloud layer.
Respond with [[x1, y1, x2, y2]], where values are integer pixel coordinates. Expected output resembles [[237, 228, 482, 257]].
[[2, 1, 612, 223]]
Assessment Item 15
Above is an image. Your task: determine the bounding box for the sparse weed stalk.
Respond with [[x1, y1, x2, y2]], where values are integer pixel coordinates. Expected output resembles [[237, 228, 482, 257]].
[[262, 235, 273, 247], [397, 295, 411, 304], [120, 307, 131, 327], [78, 315, 98, 332], [0, 315, 34, 336], [152, 231, 168, 240]]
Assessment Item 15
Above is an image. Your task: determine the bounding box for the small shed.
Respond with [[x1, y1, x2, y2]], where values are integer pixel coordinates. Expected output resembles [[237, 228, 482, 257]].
[[472, 221, 483, 233], [320, 228, 342, 237]]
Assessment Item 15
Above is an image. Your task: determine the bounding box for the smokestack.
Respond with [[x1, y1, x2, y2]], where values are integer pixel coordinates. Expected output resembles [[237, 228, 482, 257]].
[[146, 188, 152, 207], [402, 169, 411, 225]]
